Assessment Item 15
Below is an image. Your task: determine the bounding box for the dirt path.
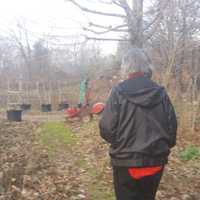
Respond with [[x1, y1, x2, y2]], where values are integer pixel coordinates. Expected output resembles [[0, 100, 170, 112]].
[[0, 120, 39, 199], [0, 119, 200, 200]]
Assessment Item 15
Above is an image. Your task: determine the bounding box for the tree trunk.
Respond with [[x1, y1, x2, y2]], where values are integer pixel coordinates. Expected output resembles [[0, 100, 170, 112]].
[[130, 0, 144, 47]]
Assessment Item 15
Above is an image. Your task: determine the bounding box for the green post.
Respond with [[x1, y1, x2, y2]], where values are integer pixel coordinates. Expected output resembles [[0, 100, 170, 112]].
[[79, 79, 87, 105]]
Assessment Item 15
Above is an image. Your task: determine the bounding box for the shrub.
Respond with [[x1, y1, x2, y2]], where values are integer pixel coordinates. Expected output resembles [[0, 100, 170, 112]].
[[179, 145, 200, 161]]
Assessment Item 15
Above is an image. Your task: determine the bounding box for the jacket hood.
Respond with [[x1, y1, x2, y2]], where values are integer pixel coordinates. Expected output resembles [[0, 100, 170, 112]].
[[117, 76, 165, 107]]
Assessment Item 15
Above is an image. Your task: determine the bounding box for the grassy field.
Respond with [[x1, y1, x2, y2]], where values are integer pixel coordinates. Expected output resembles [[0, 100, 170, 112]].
[[38, 121, 115, 200]]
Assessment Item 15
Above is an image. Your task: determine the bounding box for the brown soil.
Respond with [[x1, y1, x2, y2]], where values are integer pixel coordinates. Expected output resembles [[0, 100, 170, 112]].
[[0, 114, 200, 200]]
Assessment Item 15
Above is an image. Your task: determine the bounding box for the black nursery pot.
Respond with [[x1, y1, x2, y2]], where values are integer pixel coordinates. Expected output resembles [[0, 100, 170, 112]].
[[41, 104, 52, 112], [58, 103, 69, 111], [7, 110, 22, 122], [20, 104, 31, 111]]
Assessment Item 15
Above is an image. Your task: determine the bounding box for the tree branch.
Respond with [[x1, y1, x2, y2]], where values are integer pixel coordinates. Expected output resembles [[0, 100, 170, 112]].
[[143, 12, 163, 31], [117, 0, 133, 15], [84, 23, 128, 34], [89, 22, 127, 28], [185, 0, 199, 8], [83, 27, 129, 34], [144, 23, 160, 41], [88, 23, 113, 29], [112, 0, 125, 8], [68, 0, 126, 18], [98, 0, 113, 4], [85, 36, 129, 41], [144, 1, 169, 40], [117, 0, 135, 30]]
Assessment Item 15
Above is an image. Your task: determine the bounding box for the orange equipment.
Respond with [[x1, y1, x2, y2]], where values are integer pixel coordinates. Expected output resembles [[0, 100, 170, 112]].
[[65, 107, 80, 118], [91, 102, 105, 114]]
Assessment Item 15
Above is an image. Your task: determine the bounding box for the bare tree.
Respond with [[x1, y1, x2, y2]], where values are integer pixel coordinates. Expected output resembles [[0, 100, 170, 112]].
[[7, 21, 33, 80], [148, 0, 200, 86], [67, 0, 167, 47]]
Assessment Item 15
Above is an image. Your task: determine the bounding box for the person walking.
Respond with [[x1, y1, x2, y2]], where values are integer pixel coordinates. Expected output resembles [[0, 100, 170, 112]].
[[99, 48, 177, 200]]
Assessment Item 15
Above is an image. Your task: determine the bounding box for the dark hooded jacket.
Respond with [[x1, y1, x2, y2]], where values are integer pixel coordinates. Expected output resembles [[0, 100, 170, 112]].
[[99, 75, 177, 167]]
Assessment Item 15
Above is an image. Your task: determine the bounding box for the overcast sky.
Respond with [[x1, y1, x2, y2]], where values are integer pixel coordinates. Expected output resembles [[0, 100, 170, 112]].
[[0, 0, 126, 54]]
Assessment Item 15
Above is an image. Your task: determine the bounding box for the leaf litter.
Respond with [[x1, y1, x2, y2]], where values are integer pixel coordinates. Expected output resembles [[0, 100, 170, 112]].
[[0, 118, 200, 200]]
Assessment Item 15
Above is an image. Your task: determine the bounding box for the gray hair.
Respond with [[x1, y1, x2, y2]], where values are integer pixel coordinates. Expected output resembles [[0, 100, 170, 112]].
[[121, 48, 152, 78]]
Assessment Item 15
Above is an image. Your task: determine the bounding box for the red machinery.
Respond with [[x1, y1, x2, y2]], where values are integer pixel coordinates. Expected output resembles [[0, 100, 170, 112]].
[[65, 79, 105, 120], [65, 102, 104, 119], [65, 107, 80, 118]]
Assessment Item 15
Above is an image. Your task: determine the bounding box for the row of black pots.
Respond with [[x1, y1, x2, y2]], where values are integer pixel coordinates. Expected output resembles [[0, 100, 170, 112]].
[[6, 103, 69, 122]]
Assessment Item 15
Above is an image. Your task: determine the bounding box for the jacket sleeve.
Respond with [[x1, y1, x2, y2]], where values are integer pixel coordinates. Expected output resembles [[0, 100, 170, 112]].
[[164, 94, 178, 148], [99, 87, 119, 143]]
